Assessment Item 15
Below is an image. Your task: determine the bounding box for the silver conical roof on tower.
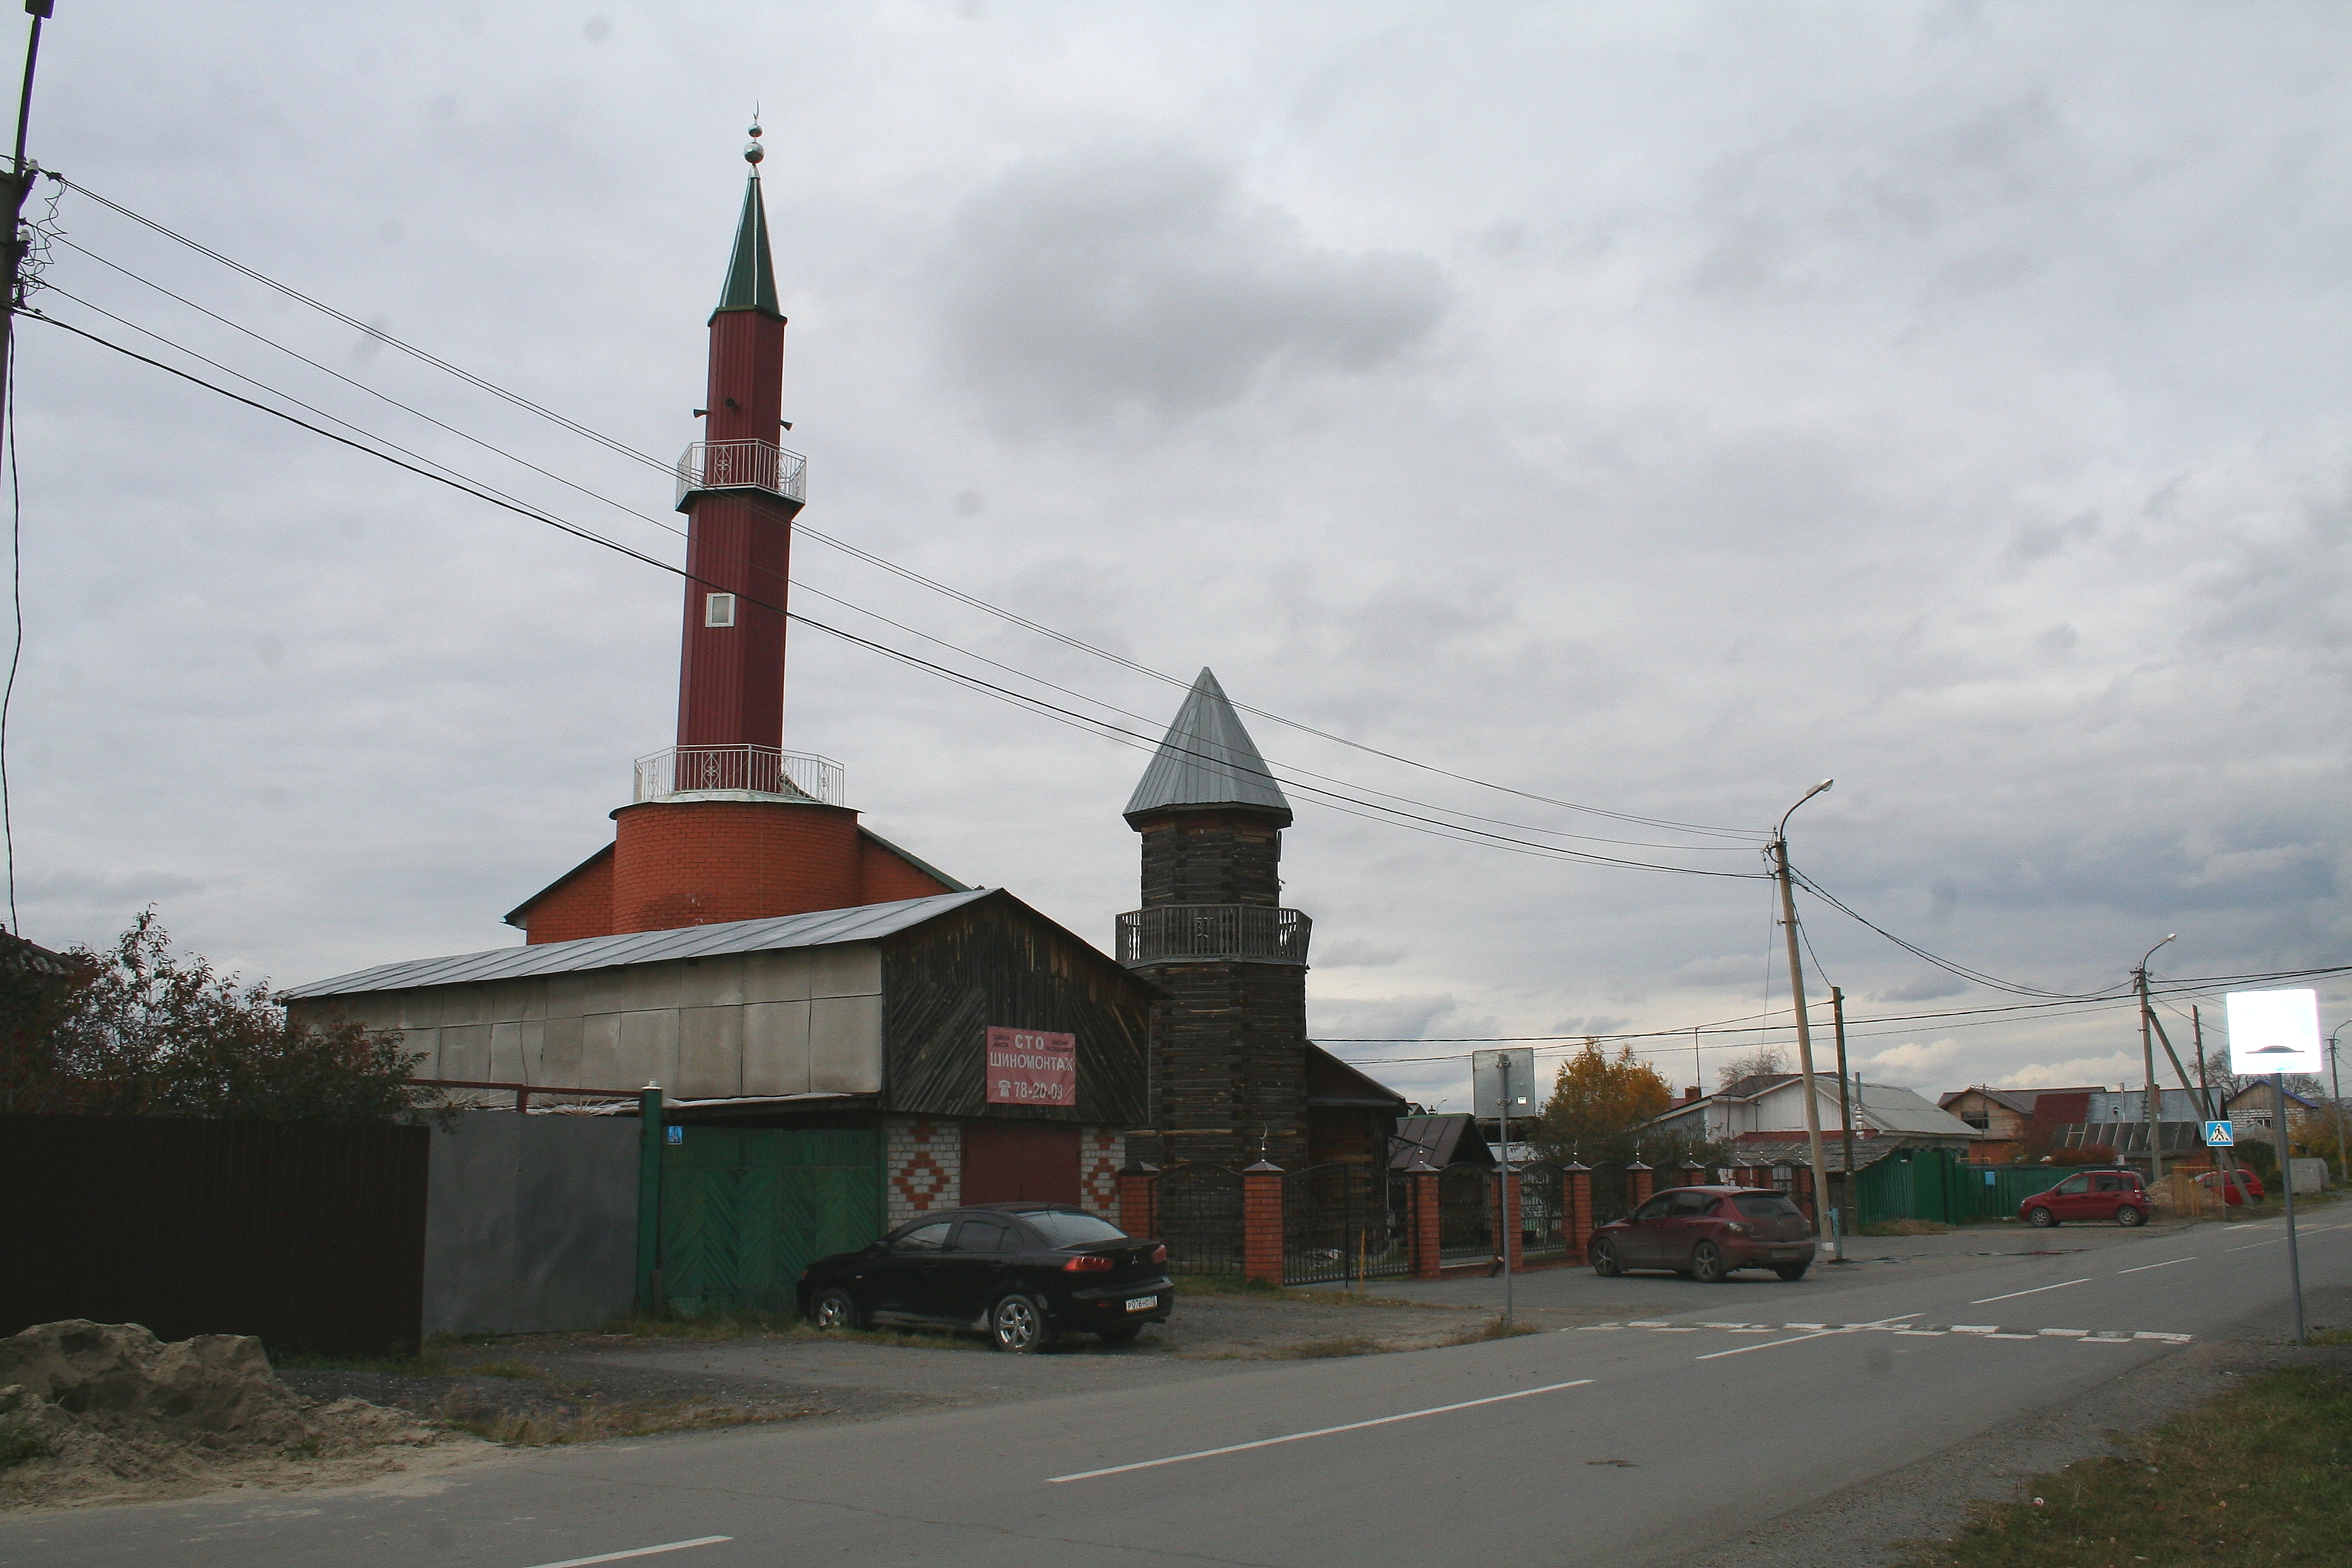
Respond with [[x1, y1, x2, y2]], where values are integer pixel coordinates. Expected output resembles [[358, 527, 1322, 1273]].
[[1124, 668, 1292, 821]]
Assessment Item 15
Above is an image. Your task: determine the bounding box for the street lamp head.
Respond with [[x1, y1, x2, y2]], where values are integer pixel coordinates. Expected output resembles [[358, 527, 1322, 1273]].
[[1778, 779, 1835, 837]]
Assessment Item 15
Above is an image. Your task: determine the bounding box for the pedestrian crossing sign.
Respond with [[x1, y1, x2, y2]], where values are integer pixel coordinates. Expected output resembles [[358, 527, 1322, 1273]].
[[2203, 1120, 2233, 1147]]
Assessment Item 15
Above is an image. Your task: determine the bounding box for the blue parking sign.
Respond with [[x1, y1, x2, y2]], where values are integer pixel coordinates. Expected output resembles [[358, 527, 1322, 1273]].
[[2203, 1120, 2233, 1147]]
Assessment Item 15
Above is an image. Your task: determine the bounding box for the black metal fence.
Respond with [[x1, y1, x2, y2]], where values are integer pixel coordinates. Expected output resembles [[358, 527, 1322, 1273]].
[[0, 1113, 431, 1354], [1589, 1162, 1635, 1230], [1281, 1162, 1408, 1286], [1438, 1161, 1497, 1264], [1155, 1162, 1243, 1275], [1518, 1162, 1570, 1261]]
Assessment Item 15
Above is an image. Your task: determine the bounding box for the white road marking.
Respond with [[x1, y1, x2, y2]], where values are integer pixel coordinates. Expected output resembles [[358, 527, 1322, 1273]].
[[2118, 1257, 2197, 1274], [521, 1539, 733, 1568], [2225, 1239, 2283, 1252], [1048, 1379, 1596, 1483], [1972, 1277, 2091, 1305], [1694, 1330, 1840, 1360], [2039, 1328, 2089, 1337]]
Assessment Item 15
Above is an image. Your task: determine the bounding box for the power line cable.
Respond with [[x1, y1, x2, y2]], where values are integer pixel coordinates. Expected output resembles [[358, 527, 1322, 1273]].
[[46, 174, 1770, 843], [36, 278, 1761, 862], [27, 309, 1770, 882], [1788, 864, 2124, 1000]]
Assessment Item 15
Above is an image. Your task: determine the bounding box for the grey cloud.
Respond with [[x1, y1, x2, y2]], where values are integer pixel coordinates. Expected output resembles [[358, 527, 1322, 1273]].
[[1315, 938, 1409, 968], [938, 141, 1449, 430], [1873, 973, 1969, 1003]]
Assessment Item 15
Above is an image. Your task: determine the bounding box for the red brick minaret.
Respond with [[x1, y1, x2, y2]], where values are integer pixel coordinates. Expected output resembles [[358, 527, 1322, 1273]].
[[674, 122, 799, 751], [502, 129, 968, 944], [606, 126, 857, 933]]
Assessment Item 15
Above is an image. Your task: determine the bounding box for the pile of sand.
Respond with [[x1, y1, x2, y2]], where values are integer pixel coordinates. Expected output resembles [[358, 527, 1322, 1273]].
[[0, 1320, 488, 1511]]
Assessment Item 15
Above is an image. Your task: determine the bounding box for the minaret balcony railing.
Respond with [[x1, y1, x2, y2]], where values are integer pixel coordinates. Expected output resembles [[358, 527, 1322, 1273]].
[[1115, 904, 1312, 966], [675, 439, 808, 509], [634, 745, 846, 806]]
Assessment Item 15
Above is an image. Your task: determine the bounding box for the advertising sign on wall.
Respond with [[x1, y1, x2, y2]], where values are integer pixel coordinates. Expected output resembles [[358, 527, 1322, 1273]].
[[985, 1028, 1077, 1107]]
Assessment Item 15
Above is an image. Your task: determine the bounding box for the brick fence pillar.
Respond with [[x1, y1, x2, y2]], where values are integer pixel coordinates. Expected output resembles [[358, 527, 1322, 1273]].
[[1563, 1162, 1592, 1263], [1793, 1164, 1818, 1230], [1242, 1160, 1285, 1284], [1406, 1158, 1442, 1278], [1501, 1171, 1524, 1271], [1629, 1161, 1654, 1209], [1681, 1160, 1708, 1191], [1118, 1163, 1159, 1241]]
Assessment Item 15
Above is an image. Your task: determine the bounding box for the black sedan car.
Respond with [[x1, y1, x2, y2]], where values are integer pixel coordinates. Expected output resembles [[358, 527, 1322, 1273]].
[[796, 1203, 1173, 1352]]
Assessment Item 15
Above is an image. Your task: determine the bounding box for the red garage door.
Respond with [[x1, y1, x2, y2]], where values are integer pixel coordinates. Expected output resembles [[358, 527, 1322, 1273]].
[[962, 1122, 1081, 1206]]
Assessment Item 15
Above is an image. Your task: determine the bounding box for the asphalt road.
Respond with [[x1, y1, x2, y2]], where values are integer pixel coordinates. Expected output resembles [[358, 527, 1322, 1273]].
[[5, 1214, 2347, 1568]]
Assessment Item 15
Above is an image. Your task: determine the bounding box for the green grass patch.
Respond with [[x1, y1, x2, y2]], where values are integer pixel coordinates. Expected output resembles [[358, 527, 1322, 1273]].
[[596, 1311, 799, 1341], [0, 1426, 51, 1472], [1861, 1219, 1956, 1237], [464, 1358, 546, 1380], [1450, 1314, 1543, 1344], [272, 1348, 454, 1377], [1897, 1366, 2352, 1568]]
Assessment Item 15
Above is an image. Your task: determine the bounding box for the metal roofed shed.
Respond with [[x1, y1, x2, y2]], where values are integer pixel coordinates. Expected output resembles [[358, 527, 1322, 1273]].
[[279, 887, 1154, 1122], [1123, 668, 1292, 821]]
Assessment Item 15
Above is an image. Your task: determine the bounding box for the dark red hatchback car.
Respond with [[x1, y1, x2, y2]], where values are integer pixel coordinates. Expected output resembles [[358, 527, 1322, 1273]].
[[1589, 1186, 1816, 1283], [2018, 1169, 2149, 1227]]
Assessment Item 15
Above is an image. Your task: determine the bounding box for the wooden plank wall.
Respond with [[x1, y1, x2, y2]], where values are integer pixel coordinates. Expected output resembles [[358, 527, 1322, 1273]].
[[881, 898, 1152, 1127]]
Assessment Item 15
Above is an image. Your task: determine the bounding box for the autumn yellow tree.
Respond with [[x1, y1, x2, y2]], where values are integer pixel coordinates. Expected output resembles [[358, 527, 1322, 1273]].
[[1529, 1042, 1676, 1167]]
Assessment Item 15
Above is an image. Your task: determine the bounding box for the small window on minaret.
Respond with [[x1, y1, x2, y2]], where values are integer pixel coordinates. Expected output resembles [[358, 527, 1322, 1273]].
[[705, 592, 737, 628]]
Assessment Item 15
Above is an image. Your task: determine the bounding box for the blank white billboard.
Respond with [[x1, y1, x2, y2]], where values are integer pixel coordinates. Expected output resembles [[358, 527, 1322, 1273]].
[[2225, 987, 2324, 1077]]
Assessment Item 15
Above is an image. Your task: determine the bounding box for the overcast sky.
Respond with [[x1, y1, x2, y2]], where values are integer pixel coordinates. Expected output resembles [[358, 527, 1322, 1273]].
[[11, 2, 2349, 1112]]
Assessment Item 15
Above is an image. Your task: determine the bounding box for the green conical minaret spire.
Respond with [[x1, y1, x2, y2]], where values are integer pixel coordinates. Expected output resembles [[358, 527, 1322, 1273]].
[[715, 125, 781, 319]]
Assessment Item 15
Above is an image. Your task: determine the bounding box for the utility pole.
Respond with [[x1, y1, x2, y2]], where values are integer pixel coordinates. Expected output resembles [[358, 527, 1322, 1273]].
[[2136, 934, 2175, 1186], [1831, 985, 1857, 1251], [2330, 1023, 2349, 1183], [0, 3, 53, 386], [1770, 779, 1835, 1260]]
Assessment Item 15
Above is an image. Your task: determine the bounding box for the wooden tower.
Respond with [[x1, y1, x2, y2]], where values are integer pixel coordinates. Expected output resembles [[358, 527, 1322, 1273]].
[[1118, 670, 1313, 1169]]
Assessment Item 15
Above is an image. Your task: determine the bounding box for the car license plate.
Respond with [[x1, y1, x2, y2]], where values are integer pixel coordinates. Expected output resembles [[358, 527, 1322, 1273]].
[[1125, 1295, 1159, 1313], [1771, 1248, 1802, 1261]]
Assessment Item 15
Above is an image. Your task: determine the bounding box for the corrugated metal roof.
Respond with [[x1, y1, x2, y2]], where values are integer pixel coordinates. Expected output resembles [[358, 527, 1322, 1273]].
[[282, 887, 994, 999], [1124, 668, 1291, 819], [1854, 1082, 1984, 1137]]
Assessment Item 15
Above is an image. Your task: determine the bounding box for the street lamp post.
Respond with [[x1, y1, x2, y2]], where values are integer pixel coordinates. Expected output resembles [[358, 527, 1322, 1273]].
[[2136, 935, 2176, 1185], [1769, 779, 1836, 1261]]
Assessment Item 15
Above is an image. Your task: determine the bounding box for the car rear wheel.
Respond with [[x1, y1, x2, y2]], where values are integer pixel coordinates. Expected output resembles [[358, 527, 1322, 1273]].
[[809, 1287, 862, 1332], [2117, 1205, 2146, 1227], [1690, 1242, 1729, 1285], [990, 1292, 1056, 1354], [1590, 1239, 1622, 1277], [1097, 1324, 1144, 1345], [1774, 1263, 1809, 1281], [2026, 1205, 2057, 1228]]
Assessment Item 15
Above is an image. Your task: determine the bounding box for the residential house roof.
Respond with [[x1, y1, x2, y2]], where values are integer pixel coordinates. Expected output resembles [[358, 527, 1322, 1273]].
[[284, 887, 998, 998], [1388, 1113, 1494, 1170]]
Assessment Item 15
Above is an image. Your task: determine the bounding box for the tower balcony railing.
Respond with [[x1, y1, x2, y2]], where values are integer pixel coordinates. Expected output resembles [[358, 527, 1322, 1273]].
[[675, 439, 808, 509], [634, 745, 846, 806], [1115, 904, 1312, 966]]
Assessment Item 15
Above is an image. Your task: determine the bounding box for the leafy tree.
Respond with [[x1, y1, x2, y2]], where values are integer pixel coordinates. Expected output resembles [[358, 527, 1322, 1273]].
[[1716, 1045, 1788, 1092], [1529, 1042, 1678, 1167], [0, 911, 446, 1124]]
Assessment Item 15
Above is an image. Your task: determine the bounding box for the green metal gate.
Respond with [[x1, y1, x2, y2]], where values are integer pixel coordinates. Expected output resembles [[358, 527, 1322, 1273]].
[[659, 1128, 882, 1316]]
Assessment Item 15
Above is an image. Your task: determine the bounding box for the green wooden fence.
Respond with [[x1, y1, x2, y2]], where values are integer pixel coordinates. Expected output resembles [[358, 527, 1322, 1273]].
[[1857, 1149, 2071, 1227], [659, 1127, 883, 1316]]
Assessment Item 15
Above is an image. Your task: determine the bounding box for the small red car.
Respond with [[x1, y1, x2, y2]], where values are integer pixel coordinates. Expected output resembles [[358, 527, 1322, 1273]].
[[1589, 1186, 1816, 1282], [2195, 1169, 2265, 1205], [2019, 1169, 2149, 1228]]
